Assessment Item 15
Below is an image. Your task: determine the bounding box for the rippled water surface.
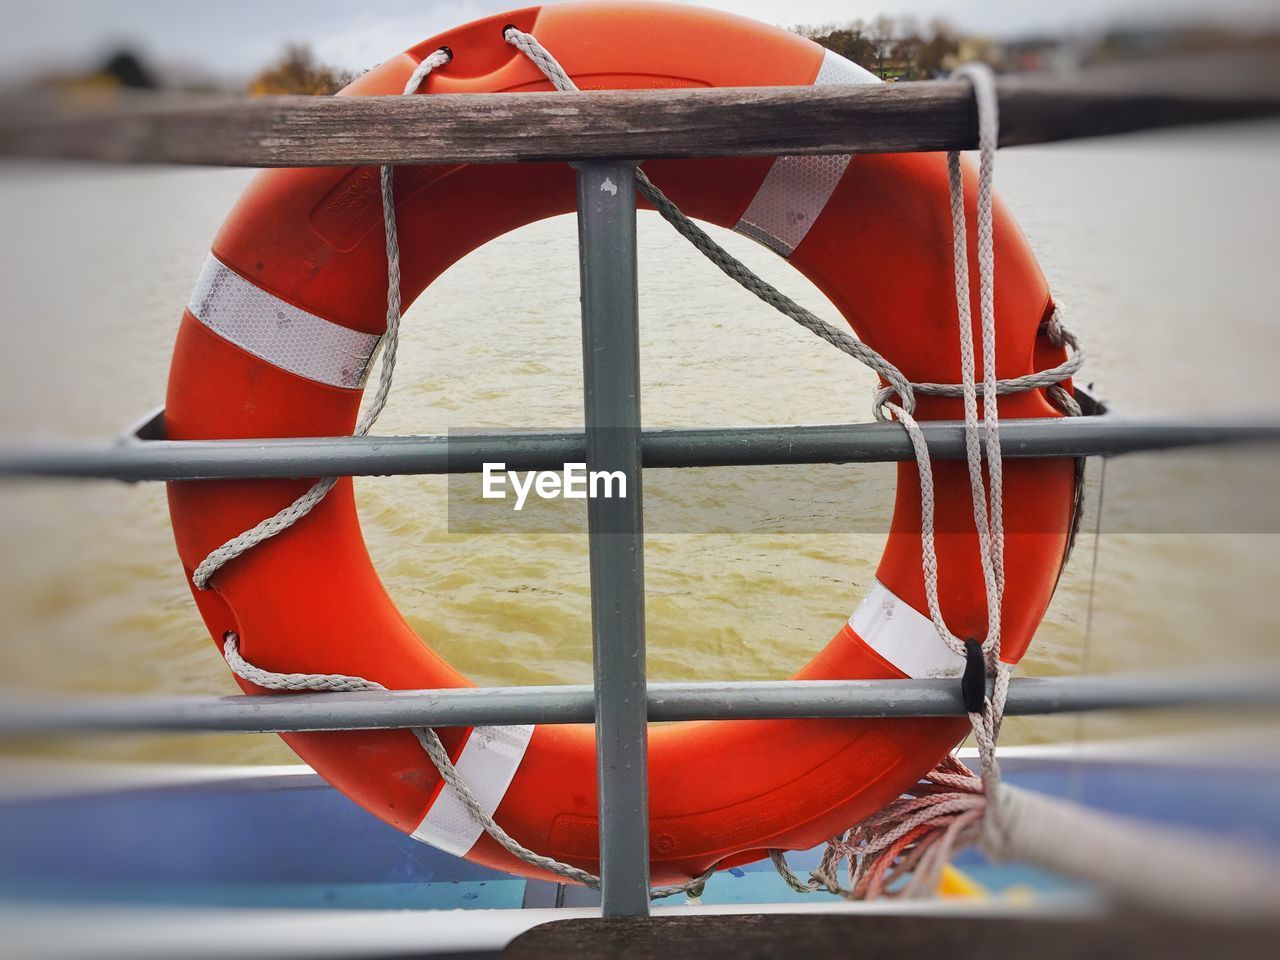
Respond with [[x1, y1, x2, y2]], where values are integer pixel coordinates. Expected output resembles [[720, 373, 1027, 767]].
[[1, 123, 1278, 763]]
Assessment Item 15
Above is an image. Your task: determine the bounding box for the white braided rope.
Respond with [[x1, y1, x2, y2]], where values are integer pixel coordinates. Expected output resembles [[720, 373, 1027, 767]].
[[875, 65, 1009, 685], [190, 32, 1086, 901], [194, 33, 1082, 595], [502, 27, 923, 412], [760, 63, 1091, 898], [761, 60, 1016, 894], [961, 62, 1006, 662], [503, 25, 1037, 899], [224, 633, 711, 898], [223, 634, 596, 886], [191, 40, 716, 899], [503, 28, 1083, 424], [190, 47, 453, 591]]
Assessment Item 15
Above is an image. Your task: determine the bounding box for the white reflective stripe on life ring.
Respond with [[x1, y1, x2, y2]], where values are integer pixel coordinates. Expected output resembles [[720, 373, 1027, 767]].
[[848, 580, 967, 680], [188, 253, 381, 390], [410, 724, 536, 856], [733, 49, 879, 258]]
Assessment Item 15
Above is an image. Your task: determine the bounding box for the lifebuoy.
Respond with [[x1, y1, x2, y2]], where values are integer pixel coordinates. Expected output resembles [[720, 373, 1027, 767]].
[[167, 1, 1076, 885]]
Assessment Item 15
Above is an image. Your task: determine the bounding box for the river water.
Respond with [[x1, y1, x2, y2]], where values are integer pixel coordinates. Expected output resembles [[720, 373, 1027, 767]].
[[1, 122, 1278, 763]]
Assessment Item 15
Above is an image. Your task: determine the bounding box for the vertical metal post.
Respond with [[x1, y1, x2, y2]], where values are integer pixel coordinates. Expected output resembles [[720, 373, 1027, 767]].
[[575, 160, 650, 917]]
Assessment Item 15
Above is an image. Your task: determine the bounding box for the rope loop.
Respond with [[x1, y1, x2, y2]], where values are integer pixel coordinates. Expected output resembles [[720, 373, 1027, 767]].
[[767, 58, 1063, 899], [192, 30, 1089, 903], [190, 45, 454, 592], [222, 631, 713, 899]]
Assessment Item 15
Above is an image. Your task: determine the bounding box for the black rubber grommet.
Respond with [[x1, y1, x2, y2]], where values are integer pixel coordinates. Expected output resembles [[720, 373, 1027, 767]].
[[961, 638, 987, 714]]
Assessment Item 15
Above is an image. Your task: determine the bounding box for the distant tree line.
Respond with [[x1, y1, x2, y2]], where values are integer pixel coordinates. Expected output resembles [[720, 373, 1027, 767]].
[[25, 17, 1278, 97], [794, 18, 968, 80], [793, 16, 1280, 78], [232, 23, 1280, 94], [248, 44, 359, 95], [232, 25, 1280, 94], [241, 25, 970, 94]]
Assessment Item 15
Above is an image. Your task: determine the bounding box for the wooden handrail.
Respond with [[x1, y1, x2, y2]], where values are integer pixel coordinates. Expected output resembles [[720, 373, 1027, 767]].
[[1, 53, 1276, 167]]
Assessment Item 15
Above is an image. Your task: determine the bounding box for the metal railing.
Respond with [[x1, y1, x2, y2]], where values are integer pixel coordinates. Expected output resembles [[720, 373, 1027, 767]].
[[3, 55, 1280, 917]]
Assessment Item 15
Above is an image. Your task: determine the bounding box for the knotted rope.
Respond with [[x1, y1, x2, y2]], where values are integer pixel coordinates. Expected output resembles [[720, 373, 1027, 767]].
[[196, 31, 1099, 902], [506, 27, 1051, 899], [222, 633, 712, 900], [200, 42, 719, 901], [757, 60, 1018, 899], [189, 48, 454, 590], [503, 27, 1083, 426]]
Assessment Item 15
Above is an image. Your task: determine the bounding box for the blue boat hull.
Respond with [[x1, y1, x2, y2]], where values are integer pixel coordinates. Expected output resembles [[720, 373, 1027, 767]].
[[3, 745, 1278, 911]]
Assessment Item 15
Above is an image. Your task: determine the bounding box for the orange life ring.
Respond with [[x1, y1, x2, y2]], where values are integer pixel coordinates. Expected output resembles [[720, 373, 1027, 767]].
[[166, 0, 1075, 885]]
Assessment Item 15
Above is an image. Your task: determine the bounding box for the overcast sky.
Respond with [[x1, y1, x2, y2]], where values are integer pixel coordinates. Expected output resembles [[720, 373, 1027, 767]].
[[7, 0, 1278, 80]]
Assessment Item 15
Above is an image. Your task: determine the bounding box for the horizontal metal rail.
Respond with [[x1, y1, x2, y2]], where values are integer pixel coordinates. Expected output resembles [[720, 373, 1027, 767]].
[[3, 415, 1279, 482], [1, 53, 1276, 167], [3, 674, 1278, 735]]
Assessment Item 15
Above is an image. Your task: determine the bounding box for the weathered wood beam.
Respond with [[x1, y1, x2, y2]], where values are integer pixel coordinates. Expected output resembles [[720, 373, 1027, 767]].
[[1, 54, 1276, 167], [503, 914, 1278, 960]]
